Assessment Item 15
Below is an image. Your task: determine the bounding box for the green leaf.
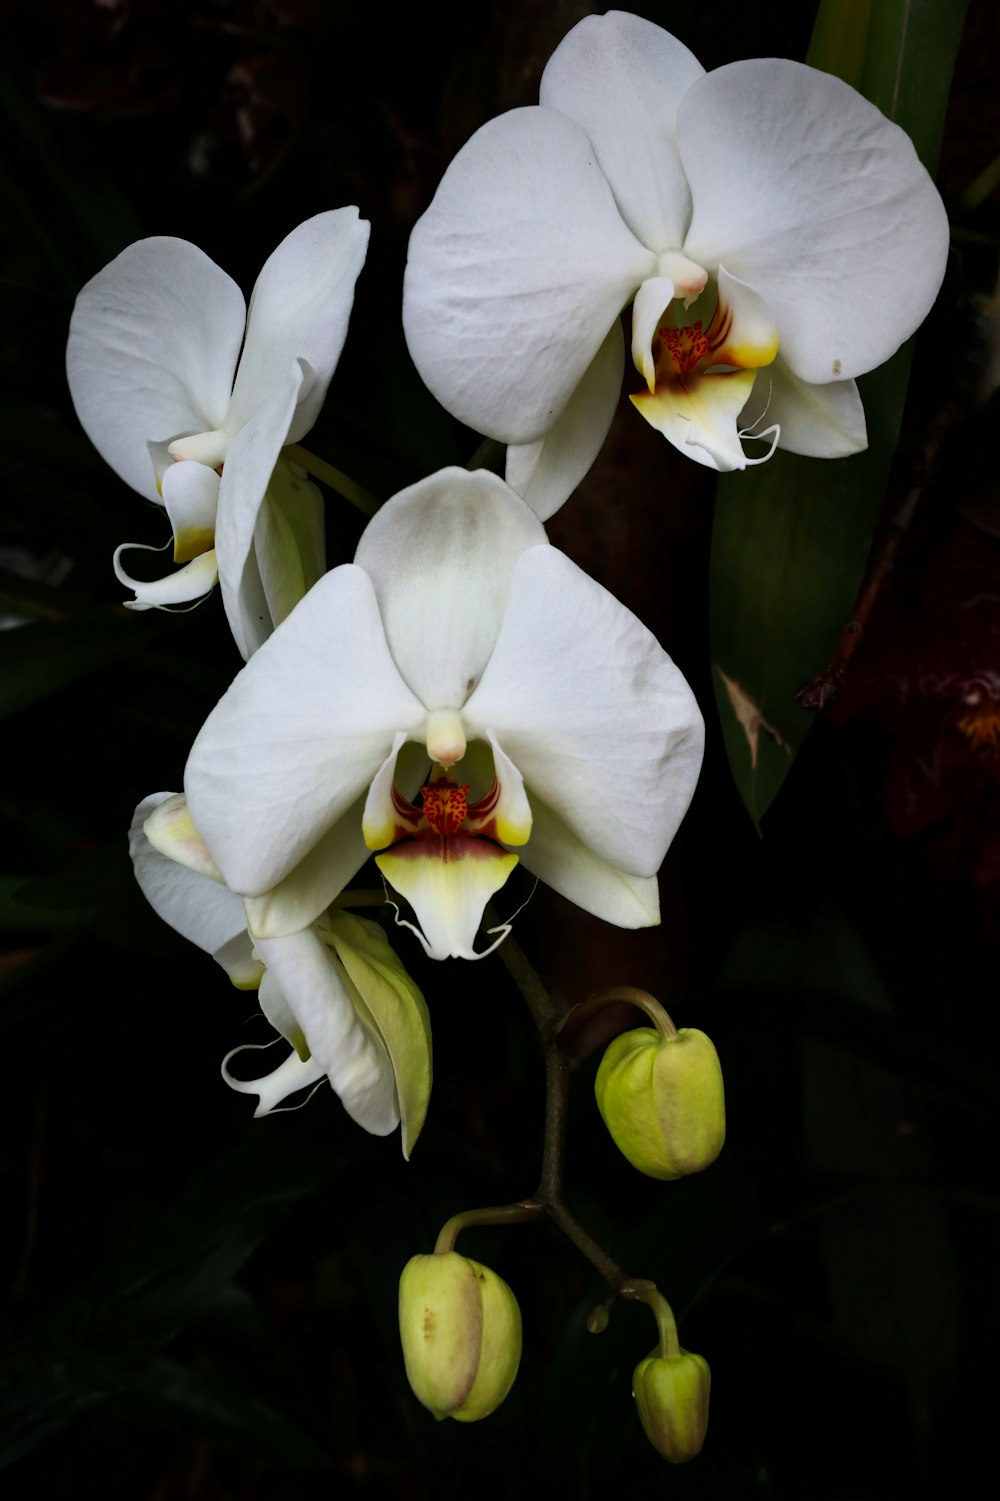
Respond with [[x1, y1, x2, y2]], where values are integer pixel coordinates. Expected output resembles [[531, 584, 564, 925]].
[[710, 0, 967, 828]]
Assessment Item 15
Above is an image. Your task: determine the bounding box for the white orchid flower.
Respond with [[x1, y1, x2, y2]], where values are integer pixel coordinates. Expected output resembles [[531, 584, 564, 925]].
[[68, 210, 370, 658], [130, 792, 432, 1156], [182, 467, 704, 962], [403, 11, 949, 505]]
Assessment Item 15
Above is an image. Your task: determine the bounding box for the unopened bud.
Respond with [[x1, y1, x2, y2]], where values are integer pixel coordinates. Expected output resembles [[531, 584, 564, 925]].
[[595, 1027, 725, 1180], [633, 1349, 710, 1463], [398, 1251, 521, 1422]]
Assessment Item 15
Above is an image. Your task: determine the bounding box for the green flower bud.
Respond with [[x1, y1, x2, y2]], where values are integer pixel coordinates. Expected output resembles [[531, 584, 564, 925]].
[[633, 1349, 711, 1463], [595, 1026, 725, 1180], [398, 1251, 521, 1422]]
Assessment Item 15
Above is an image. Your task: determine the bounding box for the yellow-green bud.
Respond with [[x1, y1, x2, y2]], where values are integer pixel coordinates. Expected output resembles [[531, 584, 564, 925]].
[[633, 1349, 711, 1463], [595, 1026, 725, 1180], [398, 1251, 521, 1422]]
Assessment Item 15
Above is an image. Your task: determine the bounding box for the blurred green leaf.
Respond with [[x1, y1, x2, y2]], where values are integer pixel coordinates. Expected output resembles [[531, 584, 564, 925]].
[[0, 1112, 358, 1468], [107, 1356, 328, 1471], [710, 0, 967, 827]]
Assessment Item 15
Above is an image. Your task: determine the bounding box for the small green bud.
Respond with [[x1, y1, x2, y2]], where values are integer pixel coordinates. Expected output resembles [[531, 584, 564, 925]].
[[595, 1026, 725, 1180], [633, 1349, 711, 1463], [398, 1251, 521, 1422]]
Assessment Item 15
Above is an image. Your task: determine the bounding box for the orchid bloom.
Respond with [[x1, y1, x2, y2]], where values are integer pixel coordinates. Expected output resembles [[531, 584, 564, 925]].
[[130, 792, 432, 1154], [67, 210, 369, 658], [182, 467, 704, 961], [403, 11, 949, 504]]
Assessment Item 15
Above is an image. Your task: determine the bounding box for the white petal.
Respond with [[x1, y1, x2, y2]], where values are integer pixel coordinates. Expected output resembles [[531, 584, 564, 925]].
[[631, 367, 760, 471], [376, 840, 519, 961], [631, 276, 676, 392], [504, 322, 624, 521], [143, 792, 221, 879], [185, 564, 424, 895], [161, 460, 221, 563], [540, 11, 704, 253], [215, 361, 305, 659], [354, 468, 547, 710], [742, 359, 867, 459], [67, 238, 245, 502], [679, 59, 950, 384], [403, 105, 655, 444], [258, 967, 308, 1057], [129, 793, 253, 965], [256, 928, 399, 1135], [244, 790, 371, 940], [113, 541, 218, 608], [226, 209, 370, 444], [252, 458, 326, 635], [222, 1045, 326, 1117], [463, 546, 704, 878], [520, 791, 661, 928]]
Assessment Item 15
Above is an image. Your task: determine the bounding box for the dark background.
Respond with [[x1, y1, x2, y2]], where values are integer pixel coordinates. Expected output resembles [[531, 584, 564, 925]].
[[1, 1, 999, 1496]]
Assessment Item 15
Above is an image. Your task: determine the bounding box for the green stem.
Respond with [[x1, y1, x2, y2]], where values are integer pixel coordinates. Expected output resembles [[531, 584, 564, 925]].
[[434, 1202, 542, 1255], [556, 986, 678, 1049], [285, 444, 380, 518], [625, 1286, 681, 1358]]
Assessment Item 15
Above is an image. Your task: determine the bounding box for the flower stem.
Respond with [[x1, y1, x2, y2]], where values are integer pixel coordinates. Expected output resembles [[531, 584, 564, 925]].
[[556, 986, 679, 1048], [285, 444, 380, 518], [434, 1202, 542, 1255]]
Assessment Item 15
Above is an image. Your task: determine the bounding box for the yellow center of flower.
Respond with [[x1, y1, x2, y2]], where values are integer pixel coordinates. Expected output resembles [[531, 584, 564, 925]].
[[420, 779, 471, 836]]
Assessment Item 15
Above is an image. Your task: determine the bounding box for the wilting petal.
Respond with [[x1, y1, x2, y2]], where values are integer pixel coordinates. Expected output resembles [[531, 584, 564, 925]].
[[679, 59, 949, 384], [162, 460, 220, 563], [520, 790, 661, 928], [464, 546, 704, 877], [354, 469, 547, 710], [113, 541, 218, 609], [185, 565, 425, 894], [325, 912, 432, 1158], [227, 208, 370, 445], [215, 361, 306, 659], [741, 357, 867, 458], [505, 323, 624, 521], [222, 1045, 326, 1117], [377, 838, 519, 961], [67, 238, 246, 502], [256, 927, 399, 1135], [631, 367, 759, 471], [129, 793, 263, 986], [540, 10, 703, 253], [403, 106, 655, 444]]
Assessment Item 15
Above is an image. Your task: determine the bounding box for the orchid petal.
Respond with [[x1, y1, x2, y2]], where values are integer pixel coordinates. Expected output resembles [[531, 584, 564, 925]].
[[222, 1045, 326, 1117], [244, 789, 371, 940], [143, 792, 222, 880], [631, 368, 760, 471], [520, 791, 661, 928], [504, 323, 624, 521], [185, 565, 424, 895], [258, 968, 309, 1058], [679, 59, 950, 384], [464, 546, 704, 877], [354, 468, 547, 710], [227, 209, 370, 444], [742, 358, 867, 459], [129, 793, 262, 986], [215, 361, 305, 659], [403, 106, 655, 444], [363, 734, 421, 851], [481, 735, 533, 847], [113, 541, 218, 609], [376, 839, 519, 961], [161, 460, 221, 563], [631, 276, 676, 392], [67, 238, 245, 502], [540, 10, 704, 253], [325, 912, 432, 1158], [253, 458, 325, 635], [256, 928, 399, 1135]]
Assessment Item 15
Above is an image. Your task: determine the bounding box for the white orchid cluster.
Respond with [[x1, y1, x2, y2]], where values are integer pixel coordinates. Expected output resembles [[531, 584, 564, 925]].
[[67, 12, 947, 1157]]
